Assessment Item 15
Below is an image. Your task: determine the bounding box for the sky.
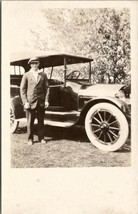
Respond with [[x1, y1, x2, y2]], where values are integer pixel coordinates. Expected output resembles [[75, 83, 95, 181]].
[[3, 2, 49, 52], [3, 1, 79, 53]]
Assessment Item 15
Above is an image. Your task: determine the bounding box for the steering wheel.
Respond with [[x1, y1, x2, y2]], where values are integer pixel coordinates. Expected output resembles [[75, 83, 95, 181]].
[[67, 70, 81, 79]]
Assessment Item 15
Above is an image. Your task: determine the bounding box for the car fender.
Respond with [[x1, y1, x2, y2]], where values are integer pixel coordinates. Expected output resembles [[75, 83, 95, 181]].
[[11, 96, 25, 119], [77, 96, 130, 125]]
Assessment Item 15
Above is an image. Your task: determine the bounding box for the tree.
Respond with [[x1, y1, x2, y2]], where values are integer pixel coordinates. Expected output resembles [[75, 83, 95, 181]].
[[27, 8, 130, 84]]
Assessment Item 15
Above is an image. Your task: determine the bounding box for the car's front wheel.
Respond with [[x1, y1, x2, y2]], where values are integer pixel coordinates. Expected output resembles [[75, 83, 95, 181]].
[[10, 104, 19, 133], [85, 103, 129, 152]]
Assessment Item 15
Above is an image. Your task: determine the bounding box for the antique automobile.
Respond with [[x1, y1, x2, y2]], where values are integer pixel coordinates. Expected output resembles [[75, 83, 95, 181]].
[[10, 52, 131, 152]]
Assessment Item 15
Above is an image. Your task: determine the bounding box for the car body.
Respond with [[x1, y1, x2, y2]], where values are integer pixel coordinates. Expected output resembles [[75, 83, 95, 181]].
[[10, 52, 131, 151]]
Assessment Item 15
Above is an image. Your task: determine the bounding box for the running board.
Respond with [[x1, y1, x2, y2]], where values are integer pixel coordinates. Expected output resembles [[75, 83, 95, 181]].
[[16, 118, 75, 127], [45, 110, 80, 115], [16, 110, 80, 128], [44, 110, 80, 122], [44, 120, 75, 127]]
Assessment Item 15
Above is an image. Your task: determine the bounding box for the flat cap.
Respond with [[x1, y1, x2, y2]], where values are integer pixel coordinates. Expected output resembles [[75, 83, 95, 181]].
[[28, 57, 40, 64]]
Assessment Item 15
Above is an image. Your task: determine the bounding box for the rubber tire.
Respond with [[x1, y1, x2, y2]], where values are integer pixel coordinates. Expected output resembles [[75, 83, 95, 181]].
[[10, 104, 19, 133], [85, 103, 129, 152]]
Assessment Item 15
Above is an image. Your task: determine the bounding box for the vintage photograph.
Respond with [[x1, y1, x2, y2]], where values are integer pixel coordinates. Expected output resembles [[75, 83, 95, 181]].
[[3, 1, 138, 214], [9, 4, 131, 168]]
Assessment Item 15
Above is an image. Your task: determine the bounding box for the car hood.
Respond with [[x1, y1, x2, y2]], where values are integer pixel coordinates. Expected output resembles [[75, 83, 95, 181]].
[[78, 84, 124, 97]]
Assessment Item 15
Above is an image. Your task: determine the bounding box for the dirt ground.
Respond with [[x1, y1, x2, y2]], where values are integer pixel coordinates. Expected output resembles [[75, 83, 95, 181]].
[[11, 120, 131, 168]]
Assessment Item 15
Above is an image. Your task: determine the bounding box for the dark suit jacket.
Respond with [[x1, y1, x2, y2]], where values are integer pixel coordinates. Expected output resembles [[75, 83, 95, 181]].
[[20, 70, 49, 109]]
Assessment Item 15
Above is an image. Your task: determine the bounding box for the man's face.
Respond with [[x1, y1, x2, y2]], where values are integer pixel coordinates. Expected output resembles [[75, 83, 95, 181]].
[[30, 61, 40, 71]]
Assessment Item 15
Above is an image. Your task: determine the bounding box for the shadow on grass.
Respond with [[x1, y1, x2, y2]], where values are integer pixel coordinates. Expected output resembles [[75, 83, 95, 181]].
[[40, 125, 89, 143], [15, 124, 131, 153], [39, 125, 131, 153], [15, 127, 27, 134], [116, 140, 131, 153]]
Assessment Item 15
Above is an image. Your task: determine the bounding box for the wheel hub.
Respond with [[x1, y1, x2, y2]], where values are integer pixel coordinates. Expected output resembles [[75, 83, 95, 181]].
[[100, 122, 109, 133]]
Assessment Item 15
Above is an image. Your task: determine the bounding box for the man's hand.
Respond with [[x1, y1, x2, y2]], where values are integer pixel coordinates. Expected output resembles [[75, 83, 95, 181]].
[[45, 101, 49, 108], [24, 102, 30, 110]]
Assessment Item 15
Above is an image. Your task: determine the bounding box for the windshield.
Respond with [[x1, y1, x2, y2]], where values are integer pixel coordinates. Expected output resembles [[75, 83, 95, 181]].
[[66, 63, 89, 80], [44, 66, 64, 81], [44, 62, 90, 82]]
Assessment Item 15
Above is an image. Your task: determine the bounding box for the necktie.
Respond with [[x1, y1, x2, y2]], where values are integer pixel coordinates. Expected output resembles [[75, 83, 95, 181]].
[[37, 73, 39, 83]]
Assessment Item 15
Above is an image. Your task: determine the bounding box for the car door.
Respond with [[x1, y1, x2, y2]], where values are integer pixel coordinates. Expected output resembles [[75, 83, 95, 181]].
[[48, 79, 64, 111]]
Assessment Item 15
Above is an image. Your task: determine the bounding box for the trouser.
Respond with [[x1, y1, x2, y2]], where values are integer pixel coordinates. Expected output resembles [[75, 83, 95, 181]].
[[26, 103, 45, 141]]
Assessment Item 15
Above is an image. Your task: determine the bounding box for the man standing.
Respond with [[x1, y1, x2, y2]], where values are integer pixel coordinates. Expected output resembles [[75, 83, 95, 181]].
[[20, 57, 49, 145]]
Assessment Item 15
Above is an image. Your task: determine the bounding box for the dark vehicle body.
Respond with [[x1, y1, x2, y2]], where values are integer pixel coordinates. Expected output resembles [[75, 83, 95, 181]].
[[10, 52, 131, 151]]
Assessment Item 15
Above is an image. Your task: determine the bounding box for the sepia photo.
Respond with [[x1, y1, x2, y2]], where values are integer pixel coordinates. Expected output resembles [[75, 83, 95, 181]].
[[9, 5, 131, 168], [2, 1, 138, 214]]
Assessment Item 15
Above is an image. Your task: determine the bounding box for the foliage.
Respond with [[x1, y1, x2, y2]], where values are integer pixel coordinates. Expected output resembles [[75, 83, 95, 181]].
[[27, 8, 130, 84]]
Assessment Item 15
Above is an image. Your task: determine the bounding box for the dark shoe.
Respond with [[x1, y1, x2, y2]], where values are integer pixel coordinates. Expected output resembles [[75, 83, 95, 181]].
[[27, 139, 33, 145], [41, 139, 47, 144]]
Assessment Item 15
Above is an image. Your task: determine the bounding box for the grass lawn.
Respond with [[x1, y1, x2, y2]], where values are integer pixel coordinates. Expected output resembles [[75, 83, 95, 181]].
[[11, 123, 131, 168]]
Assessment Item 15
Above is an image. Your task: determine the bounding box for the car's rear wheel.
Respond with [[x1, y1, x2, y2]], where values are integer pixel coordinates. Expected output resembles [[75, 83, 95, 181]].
[[10, 104, 19, 133], [85, 103, 129, 152]]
